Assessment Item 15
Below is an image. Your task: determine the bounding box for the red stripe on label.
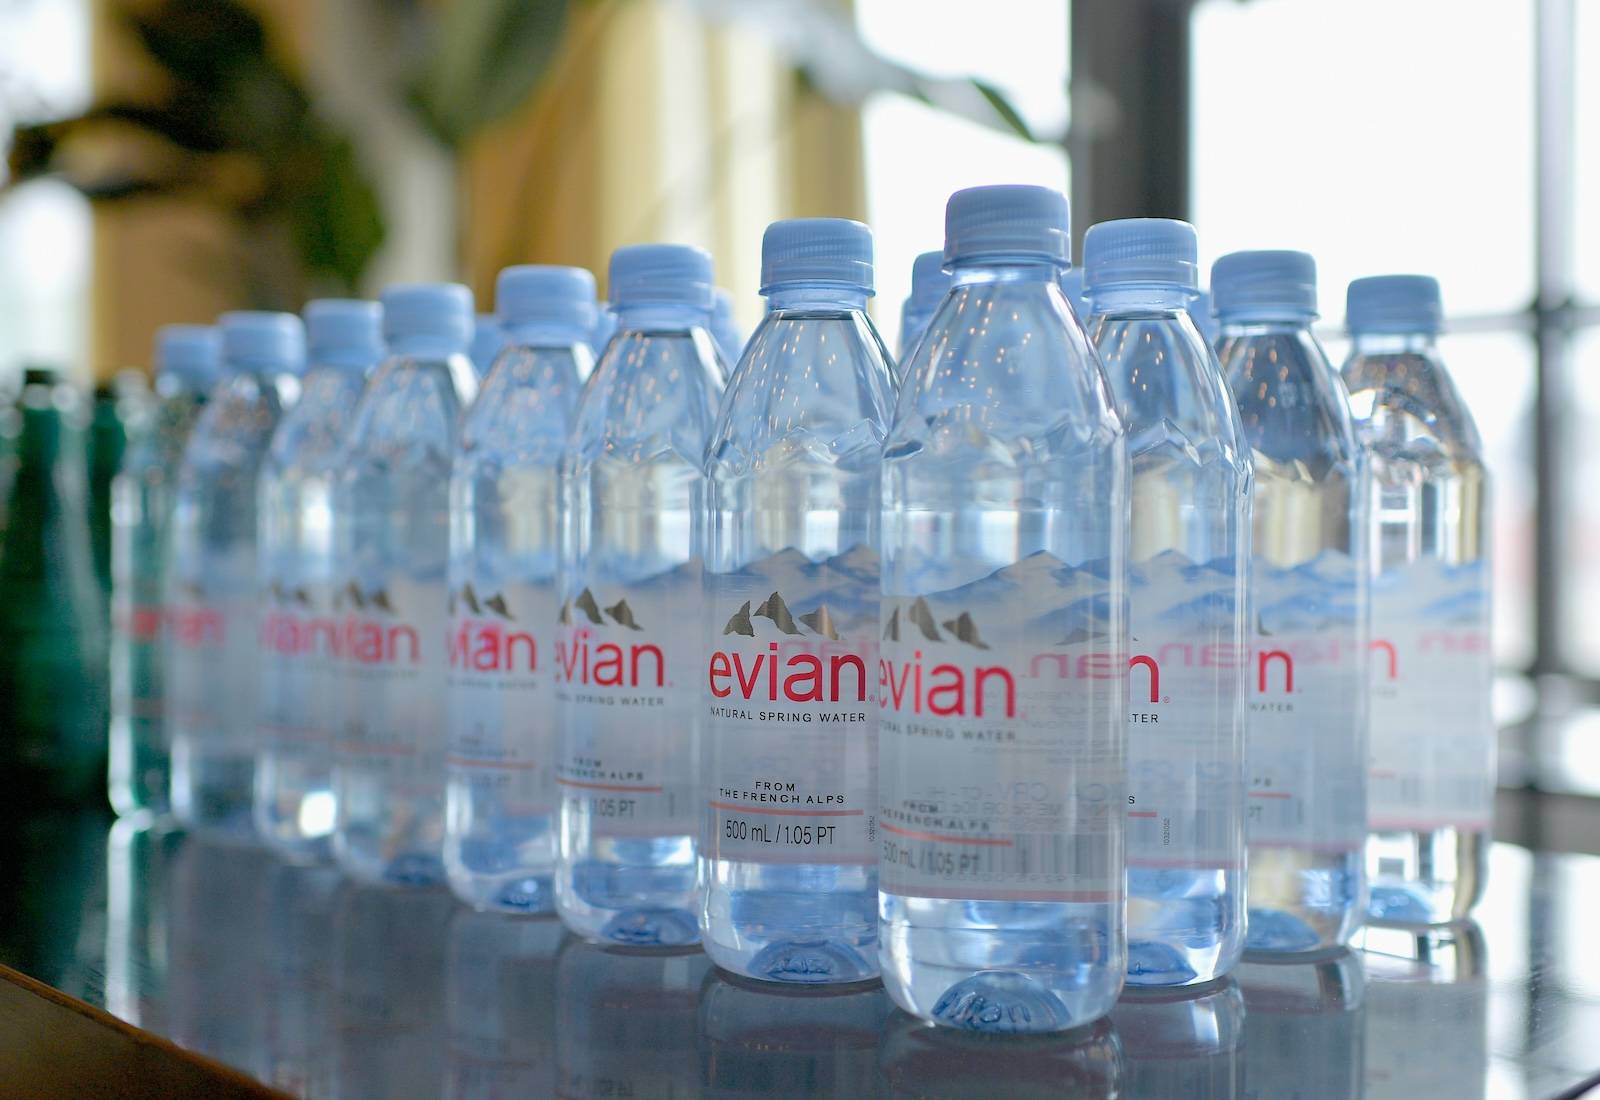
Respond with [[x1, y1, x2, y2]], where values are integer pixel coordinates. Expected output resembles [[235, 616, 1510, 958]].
[[557, 777, 663, 793], [1127, 811, 1159, 818], [1248, 791, 1292, 799], [707, 800, 862, 818], [448, 756, 538, 770], [880, 821, 1013, 847]]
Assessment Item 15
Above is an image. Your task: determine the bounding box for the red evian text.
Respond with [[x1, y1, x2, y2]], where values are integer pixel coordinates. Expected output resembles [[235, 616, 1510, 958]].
[[555, 628, 663, 689], [117, 604, 165, 643], [342, 616, 420, 665], [170, 606, 224, 648], [260, 612, 344, 659], [878, 650, 1017, 719], [709, 642, 867, 703], [450, 618, 536, 673]]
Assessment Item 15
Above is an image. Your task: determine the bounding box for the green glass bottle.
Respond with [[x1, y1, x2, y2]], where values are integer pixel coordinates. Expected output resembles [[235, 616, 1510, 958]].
[[0, 366, 109, 807]]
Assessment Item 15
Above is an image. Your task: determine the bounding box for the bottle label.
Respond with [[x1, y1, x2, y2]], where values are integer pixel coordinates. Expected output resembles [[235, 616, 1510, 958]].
[[447, 578, 559, 816], [556, 561, 701, 838], [1246, 553, 1367, 851], [1368, 558, 1493, 831], [335, 576, 448, 790], [112, 593, 166, 726], [167, 569, 257, 749], [1126, 551, 1246, 869], [878, 553, 1125, 902], [703, 546, 878, 866], [258, 579, 342, 754]]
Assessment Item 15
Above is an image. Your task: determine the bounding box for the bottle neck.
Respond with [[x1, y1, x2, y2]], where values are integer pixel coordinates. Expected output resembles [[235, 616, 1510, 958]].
[[765, 285, 869, 313], [949, 259, 1062, 286], [1090, 285, 1193, 314], [1350, 330, 1437, 356], [613, 303, 709, 333], [385, 335, 466, 361], [502, 320, 591, 348], [1218, 316, 1315, 338]]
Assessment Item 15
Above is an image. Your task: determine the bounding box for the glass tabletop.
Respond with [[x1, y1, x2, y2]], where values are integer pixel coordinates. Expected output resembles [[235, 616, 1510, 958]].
[[1, 811, 1596, 1099]]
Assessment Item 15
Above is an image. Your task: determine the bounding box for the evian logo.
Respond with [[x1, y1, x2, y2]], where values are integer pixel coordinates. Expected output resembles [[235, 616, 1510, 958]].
[[879, 597, 1017, 719], [449, 582, 536, 673], [708, 592, 867, 703], [170, 581, 224, 648], [336, 581, 419, 665], [555, 588, 663, 689], [260, 581, 342, 658]]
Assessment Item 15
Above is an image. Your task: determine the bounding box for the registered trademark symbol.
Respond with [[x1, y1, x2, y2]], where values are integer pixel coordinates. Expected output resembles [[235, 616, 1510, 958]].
[[1162, 696, 1170, 703]]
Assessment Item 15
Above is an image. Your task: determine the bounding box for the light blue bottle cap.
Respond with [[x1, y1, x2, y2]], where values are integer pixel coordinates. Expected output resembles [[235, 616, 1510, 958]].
[[154, 324, 221, 386], [759, 218, 874, 295], [1346, 274, 1442, 336], [380, 282, 474, 350], [609, 244, 714, 311], [1210, 250, 1318, 324], [219, 311, 305, 374], [908, 250, 953, 311], [1082, 218, 1199, 296], [303, 299, 382, 366], [944, 184, 1070, 267], [497, 265, 598, 339]]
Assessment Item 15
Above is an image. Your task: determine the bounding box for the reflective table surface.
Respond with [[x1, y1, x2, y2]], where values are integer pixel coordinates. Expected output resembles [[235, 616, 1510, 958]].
[[2, 809, 1598, 1099]]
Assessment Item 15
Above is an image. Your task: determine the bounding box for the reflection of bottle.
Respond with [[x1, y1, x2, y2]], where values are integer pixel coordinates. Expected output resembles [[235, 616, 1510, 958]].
[[104, 816, 185, 1031], [446, 910, 564, 1098], [333, 881, 454, 1099], [877, 1011, 1121, 1098], [1341, 276, 1492, 926], [1237, 949, 1366, 1099], [555, 939, 709, 1099], [896, 250, 951, 362], [1085, 219, 1250, 987], [446, 266, 596, 914], [255, 300, 383, 861], [556, 246, 724, 947], [881, 185, 1128, 1031], [168, 313, 304, 836], [1215, 251, 1369, 955], [0, 365, 108, 807], [334, 285, 477, 886], [700, 219, 896, 984], [167, 835, 272, 1075], [699, 969, 890, 1096], [258, 858, 342, 1097], [1112, 979, 1245, 1098], [110, 326, 217, 818], [1361, 921, 1486, 1097]]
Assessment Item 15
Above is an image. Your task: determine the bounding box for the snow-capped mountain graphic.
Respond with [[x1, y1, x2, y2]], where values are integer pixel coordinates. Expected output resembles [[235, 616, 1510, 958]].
[[605, 599, 642, 630], [881, 598, 991, 649], [906, 597, 941, 641], [559, 589, 605, 626], [484, 593, 511, 619], [1156, 590, 1238, 632], [339, 581, 365, 611], [722, 592, 844, 641], [1255, 590, 1358, 636], [724, 603, 755, 636], [941, 612, 989, 649], [725, 546, 877, 620], [459, 583, 482, 615], [754, 592, 799, 634], [335, 581, 399, 615], [799, 605, 841, 641], [1027, 593, 1116, 646]]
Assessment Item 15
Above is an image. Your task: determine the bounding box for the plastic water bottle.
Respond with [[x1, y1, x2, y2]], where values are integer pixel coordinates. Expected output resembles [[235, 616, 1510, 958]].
[[897, 250, 952, 361], [1112, 979, 1244, 1099], [555, 244, 724, 946], [470, 312, 504, 378], [700, 218, 897, 983], [444, 265, 597, 913], [1340, 275, 1492, 925], [109, 325, 219, 818], [1190, 289, 1219, 349], [333, 283, 478, 885], [255, 300, 383, 859], [711, 287, 746, 366], [1237, 951, 1366, 1097], [1058, 265, 1092, 324], [880, 185, 1128, 1031], [1083, 219, 1249, 986], [1213, 250, 1369, 953], [168, 312, 303, 835]]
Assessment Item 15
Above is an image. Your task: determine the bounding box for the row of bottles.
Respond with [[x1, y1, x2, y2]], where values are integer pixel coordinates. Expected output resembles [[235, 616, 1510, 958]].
[[108, 183, 1491, 1034]]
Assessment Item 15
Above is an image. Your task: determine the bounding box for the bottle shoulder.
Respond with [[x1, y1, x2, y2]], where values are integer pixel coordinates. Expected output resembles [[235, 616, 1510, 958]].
[[267, 370, 366, 473], [345, 355, 475, 463], [569, 330, 725, 468], [1341, 351, 1484, 462], [1221, 330, 1362, 470], [459, 347, 584, 463]]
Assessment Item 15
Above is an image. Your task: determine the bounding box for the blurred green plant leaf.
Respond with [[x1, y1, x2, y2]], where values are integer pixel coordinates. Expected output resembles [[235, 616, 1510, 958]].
[[971, 79, 1035, 143], [410, 0, 572, 148]]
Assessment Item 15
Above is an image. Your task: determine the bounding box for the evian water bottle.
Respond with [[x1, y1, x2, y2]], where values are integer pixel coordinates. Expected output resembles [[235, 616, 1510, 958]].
[[444, 265, 597, 913], [167, 312, 303, 835], [110, 324, 218, 817], [880, 185, 1129, 1031], [700, 218, 897, 983], [1340, 275, 1491, 925], [333, 283, 478, 885], [1213, 250, 1369, 953], [1083, 219, 1250, 986], [556, 244, 725, 946], [255, 299, 383, 859]]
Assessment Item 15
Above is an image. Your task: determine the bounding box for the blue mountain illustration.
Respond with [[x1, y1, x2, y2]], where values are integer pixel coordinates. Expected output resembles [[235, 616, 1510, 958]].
[[1157, 589, 1239, 632], [1419, 589, 1488, 623], [1256, 590, 1359, 635]]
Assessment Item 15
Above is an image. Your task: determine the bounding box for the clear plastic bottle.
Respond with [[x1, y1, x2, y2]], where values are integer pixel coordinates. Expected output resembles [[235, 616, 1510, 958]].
[[879, 185, 1129, 1032], [1213, 250, 1369, 954], [555, 244, 725, 946], [333, 283, 478, 886], [1111, 979, 1244, 1099], [445, 265, 597, 913], [1237, 950, 1366, 1098], [110, 325, 219, 818], [255, 300, 383, 860], [711, 287, 747, 367], [700, 218, 897, 983], [589, 303, 617, 363], [1340, 275, 1491, 925], [1082, 219, 1250, 986], [897, 250, 952, 362], [167, 312, 303, 836]]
